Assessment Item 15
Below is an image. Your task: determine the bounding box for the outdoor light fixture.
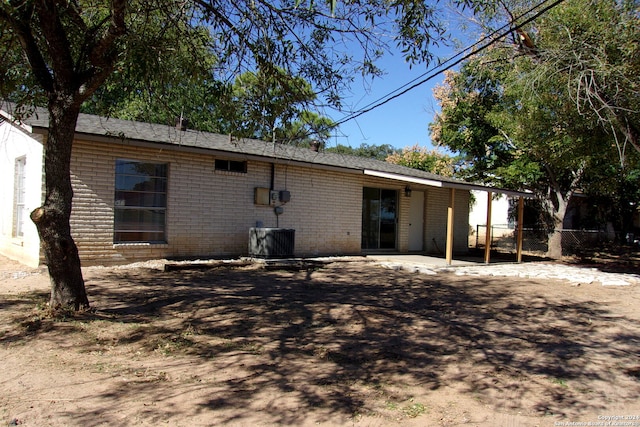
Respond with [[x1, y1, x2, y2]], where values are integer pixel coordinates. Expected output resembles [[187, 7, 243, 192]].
[[404, 185, 412, 197]]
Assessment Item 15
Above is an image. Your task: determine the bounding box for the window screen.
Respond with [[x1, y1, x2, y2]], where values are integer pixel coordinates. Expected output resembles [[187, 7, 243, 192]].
[[114, 160, 168, 243], [13, 157, 26, 238]]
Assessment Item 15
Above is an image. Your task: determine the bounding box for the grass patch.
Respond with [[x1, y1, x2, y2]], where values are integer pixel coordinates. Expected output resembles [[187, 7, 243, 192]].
[[220, 339, 262, 354], [154, 335, 196, 356], [550, 377, 568, 387], [385, 401, 399, 410], [384, 399, 428, 419], [402, 401, 427, 418]]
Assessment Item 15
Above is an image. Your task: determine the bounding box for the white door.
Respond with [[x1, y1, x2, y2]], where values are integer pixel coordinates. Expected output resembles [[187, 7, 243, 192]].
[[408, 191, 424, 251]]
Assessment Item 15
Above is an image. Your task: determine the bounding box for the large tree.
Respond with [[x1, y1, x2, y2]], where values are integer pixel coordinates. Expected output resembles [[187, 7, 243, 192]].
[[532, 0, 640, 158], [1, 0, 479, 310], [223, 68, 330, 142], [84, 64, 335, 145], [1, 0, 213, 310], [81, 21, 225, 132], [430, 0, 640, 258]]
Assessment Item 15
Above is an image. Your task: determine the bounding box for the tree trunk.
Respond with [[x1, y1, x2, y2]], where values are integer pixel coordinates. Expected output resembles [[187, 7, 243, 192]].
[[546, 197, 568, 260], [31, 99, 89, 310], [546, 219, 564, 260]]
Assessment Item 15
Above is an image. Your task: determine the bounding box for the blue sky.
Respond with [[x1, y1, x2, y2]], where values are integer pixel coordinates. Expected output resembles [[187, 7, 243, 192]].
[[322, 10, 479, 152], [326, 53, 445, 151]]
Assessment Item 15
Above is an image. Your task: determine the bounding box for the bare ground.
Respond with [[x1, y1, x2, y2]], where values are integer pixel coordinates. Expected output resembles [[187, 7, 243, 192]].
[[1, 255, 639, 427]]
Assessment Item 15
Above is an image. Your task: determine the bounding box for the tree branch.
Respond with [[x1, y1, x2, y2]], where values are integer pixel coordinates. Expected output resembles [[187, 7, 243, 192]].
[[35, 0, 77, 87], [0, 3, 55, 92], [87, 0, 127, 68]]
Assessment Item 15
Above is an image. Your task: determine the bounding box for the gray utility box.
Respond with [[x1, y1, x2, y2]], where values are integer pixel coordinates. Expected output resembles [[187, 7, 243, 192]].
[[248, 228, 295, 258]]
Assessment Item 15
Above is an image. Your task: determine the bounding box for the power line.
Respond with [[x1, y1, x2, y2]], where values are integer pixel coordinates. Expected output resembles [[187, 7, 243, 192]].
[[330, 0, 568, 129]]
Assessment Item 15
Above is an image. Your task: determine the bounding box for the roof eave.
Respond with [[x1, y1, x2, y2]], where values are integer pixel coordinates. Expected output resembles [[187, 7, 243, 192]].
[[2, 104, 534, 197], [73, 130, 364, 175], [363, 169, 533, 198], [0, 108, 34, 134]]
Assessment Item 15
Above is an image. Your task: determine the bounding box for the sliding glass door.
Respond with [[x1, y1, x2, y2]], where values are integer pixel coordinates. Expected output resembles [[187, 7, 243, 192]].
[[362, 187, 397, 250]]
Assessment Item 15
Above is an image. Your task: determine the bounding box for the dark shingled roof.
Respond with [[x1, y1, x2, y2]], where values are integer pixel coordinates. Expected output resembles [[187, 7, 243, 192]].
[[1, 103, 531, 196]]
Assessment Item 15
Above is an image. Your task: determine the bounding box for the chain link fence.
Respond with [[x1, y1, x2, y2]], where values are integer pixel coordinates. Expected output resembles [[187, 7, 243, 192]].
[[472, 225, 617, 256]]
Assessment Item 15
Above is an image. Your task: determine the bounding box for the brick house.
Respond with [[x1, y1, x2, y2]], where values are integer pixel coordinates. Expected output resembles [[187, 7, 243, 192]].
[[1, 106, 522, 267]]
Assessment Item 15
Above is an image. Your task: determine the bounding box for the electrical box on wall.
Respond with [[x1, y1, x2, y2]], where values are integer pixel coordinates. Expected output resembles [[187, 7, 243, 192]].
[[279, 190, 291, 203], [270, 191, 279, 203], [254, 187, 270, 206]]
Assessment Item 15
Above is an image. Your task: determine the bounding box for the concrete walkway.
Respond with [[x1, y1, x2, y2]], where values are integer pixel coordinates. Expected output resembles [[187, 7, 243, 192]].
[[366, 254, 485, 267], [365, 254, 640, 286]]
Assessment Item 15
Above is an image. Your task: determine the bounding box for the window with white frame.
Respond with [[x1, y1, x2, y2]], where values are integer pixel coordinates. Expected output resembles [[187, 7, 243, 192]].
[[13, 157, 26, 238], [114, 159, 168, 243]]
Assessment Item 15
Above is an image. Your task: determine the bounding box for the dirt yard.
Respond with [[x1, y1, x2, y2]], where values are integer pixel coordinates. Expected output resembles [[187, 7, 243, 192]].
[[1, 255, 639, 427]]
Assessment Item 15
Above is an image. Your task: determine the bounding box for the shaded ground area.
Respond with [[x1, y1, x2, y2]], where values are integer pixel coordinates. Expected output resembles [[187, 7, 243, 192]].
[[1, 256, 639, 426]]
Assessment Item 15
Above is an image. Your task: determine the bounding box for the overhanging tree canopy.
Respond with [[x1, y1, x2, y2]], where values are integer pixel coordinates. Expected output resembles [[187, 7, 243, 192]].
[[430, 0, 640, 258], [0, 0, 485, 310]]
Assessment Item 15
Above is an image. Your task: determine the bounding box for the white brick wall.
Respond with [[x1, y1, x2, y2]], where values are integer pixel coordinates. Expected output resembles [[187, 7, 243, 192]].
[[270, 164, 362, 256], [65, 140, 470, 265], [69, 141, 368, 264], [1, 119, 473, 267], [424, 187, 470, 254]]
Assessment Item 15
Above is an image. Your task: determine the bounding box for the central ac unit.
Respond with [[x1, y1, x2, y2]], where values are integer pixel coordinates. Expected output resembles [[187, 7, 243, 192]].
[[249, 227, 295, 258]]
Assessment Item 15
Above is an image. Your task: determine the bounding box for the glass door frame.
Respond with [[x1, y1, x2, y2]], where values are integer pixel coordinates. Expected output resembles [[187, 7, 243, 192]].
[[361, 187, 398, 250]]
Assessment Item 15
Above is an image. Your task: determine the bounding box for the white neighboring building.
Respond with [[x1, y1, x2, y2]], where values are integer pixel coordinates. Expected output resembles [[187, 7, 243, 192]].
[[468, 190, 514, 248], [0, 116, 44, 267]]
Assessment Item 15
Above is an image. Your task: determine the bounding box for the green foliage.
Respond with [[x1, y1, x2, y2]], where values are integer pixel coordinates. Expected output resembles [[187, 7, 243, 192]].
[[430, 66, 514, 183], [85, 60, 334, 144], [434, 0, 640, 170], [194, 0, 468, 108], [280, 111, 334, 145], [3, 0, 475, 144], [325, 143, 398, 160], [385, 144, 457, 176], [580, 159, 640, 233], [510, 0, 640, 157], [2, 0, 476, 112], [402, 401, 427, 418], [82, 21, 224, 131], [0, 0, 505, 305], [430, 0, 640, 250], [223, 68, 331, 143]]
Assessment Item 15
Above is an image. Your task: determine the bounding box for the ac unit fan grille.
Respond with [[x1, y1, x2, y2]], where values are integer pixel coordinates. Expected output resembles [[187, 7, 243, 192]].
[[249, 228, 295, 258]]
